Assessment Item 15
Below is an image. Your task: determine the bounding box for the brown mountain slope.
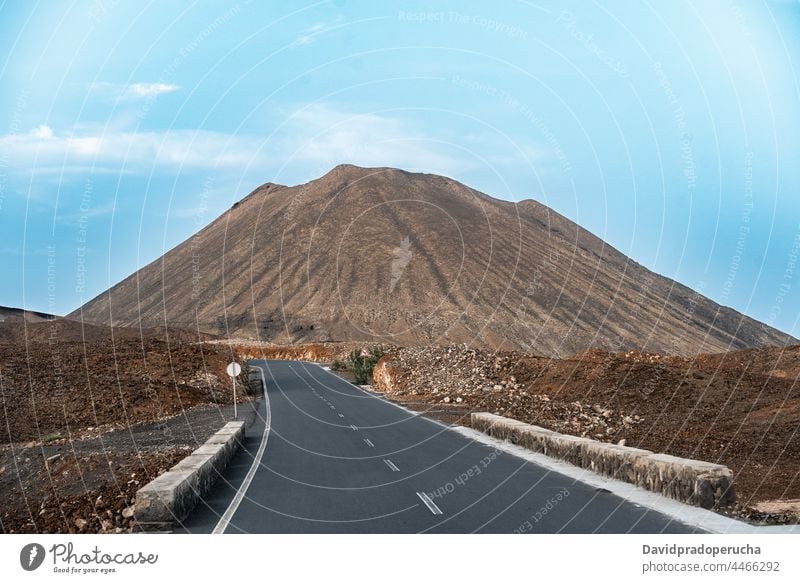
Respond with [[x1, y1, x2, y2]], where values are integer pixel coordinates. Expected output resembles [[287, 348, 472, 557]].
[[0, 306, 56, 323], [0, 317, 217, 344], [71, 165, 795, 355]]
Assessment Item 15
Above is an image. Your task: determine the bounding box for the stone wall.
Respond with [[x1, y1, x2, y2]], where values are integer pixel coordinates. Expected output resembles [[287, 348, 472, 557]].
[[471, 412, 735, 509], [134, 421, 245, 530]]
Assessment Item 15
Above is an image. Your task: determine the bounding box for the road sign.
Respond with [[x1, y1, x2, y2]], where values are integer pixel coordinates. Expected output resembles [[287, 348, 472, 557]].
[[360, 348, 370, 358], [226, 362, 242, 420]]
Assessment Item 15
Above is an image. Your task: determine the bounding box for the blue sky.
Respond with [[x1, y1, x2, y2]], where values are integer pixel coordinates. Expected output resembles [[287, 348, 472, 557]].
[[1, 0, 799, 337]]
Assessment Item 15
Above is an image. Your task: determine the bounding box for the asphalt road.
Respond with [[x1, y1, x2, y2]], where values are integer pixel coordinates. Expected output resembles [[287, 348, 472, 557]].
[[182, 360, 699, 534]]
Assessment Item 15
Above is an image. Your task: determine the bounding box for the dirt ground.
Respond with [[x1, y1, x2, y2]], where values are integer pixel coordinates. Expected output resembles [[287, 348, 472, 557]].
[[5, 323, 797, 530], [1, 447, 185, 534], [0, 333, 251, 443], [0, 321, 257, 533], [222, 340, 393, 364], [0, 401, 259, 533]]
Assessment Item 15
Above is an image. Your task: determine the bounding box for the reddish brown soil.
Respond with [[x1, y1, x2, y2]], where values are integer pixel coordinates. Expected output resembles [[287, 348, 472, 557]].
[[370, 344, 800, 511], [0, 319, 257, 534], [1, 448, 185, 533], [228, 340, 394, 364], [229, 341, 348, 362], [0, 317, 217, 344], [0, 335, 251, 443], [693, 344, 800, 380]]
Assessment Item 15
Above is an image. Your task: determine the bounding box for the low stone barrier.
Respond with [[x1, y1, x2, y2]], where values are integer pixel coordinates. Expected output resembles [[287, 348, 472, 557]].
[[471, 412, 735, 509], [134, 421, 245, 530]]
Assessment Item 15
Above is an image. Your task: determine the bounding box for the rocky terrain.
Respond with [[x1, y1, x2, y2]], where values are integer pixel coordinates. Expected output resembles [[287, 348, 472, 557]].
[[0, 316, 215, 344], [0, 335, 248, 443], [71, 164, 795, 356], [0, 401, 259, 534], [371, 343, 800, 518], [220, 339, 395, 365], [0, 317, 255, 533], [1, 448, 186, 534]]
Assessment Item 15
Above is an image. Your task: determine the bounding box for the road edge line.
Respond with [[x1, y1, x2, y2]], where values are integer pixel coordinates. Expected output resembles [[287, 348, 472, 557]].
[[309, 362, 800, 534], [212, 364, 271, 534], [450, 425, 800, 534]]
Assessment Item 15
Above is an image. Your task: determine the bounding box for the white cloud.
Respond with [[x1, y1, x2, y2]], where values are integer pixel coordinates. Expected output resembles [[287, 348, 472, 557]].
[[274, 104, 468, 175], [89, 82, 181, 101], [26, 165, 135, 176], [30, 124, 54, 139], [0, 125, 266, 172], [293, 34, 314, 46], [291, 17, 343, 47], [0, 106, 471, 178], [124, 83, 181, 99]]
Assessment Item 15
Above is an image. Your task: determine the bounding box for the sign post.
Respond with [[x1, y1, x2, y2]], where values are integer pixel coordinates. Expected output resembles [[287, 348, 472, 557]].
[[226, 362, 242, 419]]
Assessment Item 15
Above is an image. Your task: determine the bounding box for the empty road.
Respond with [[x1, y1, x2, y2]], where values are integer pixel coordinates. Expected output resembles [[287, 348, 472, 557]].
[[182, 360, 698, 533]]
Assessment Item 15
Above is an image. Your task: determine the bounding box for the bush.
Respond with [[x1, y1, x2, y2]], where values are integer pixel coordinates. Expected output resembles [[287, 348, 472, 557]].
[[348, 347, 385, 384], [330, 360, 345, 372]]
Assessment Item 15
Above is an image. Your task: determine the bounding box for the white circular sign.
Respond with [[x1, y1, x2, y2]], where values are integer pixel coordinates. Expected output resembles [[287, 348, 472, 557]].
[[360, 348, 370, 357], [226, 362, 242, 377]]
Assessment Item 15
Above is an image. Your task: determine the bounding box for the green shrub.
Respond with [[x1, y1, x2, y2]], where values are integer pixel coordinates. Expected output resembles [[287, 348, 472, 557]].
[[348, 347, 385, 384], [330, 360, 345, 372]]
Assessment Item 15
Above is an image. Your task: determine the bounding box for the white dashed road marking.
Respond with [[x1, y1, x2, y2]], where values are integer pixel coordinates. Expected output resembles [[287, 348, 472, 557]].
[[383, 459, 400, 472], [416, 491, 443, 515]]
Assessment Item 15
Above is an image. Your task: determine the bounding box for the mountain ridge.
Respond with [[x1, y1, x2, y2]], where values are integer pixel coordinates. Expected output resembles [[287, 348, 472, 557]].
[[70, 164, 796, 356]]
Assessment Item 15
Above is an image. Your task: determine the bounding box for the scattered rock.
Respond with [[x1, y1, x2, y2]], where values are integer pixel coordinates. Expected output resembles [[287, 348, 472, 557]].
[[371, 344, 645, 441], [752, 499, 800, 516]]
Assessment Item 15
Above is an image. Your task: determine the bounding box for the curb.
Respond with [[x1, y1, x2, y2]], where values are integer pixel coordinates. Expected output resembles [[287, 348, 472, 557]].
[[133, 421, 246, 531], [471, 412, 735, 509]]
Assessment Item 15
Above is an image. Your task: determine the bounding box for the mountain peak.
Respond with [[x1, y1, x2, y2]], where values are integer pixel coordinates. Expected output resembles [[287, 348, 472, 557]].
[[72, 167, 796, 355], [322, 164, 455, 183]]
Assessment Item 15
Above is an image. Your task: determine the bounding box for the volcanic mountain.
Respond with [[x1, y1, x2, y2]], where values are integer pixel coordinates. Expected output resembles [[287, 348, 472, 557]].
[[71, 165, 795, 356], [0, 306, 56, 324]]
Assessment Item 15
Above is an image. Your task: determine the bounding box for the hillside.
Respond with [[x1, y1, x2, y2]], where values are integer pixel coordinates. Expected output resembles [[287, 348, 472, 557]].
[[0, 316, 216, 344], [372, 342, 800, 508], [71, 165, 795, 356], [0, 306, 56, 324]]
